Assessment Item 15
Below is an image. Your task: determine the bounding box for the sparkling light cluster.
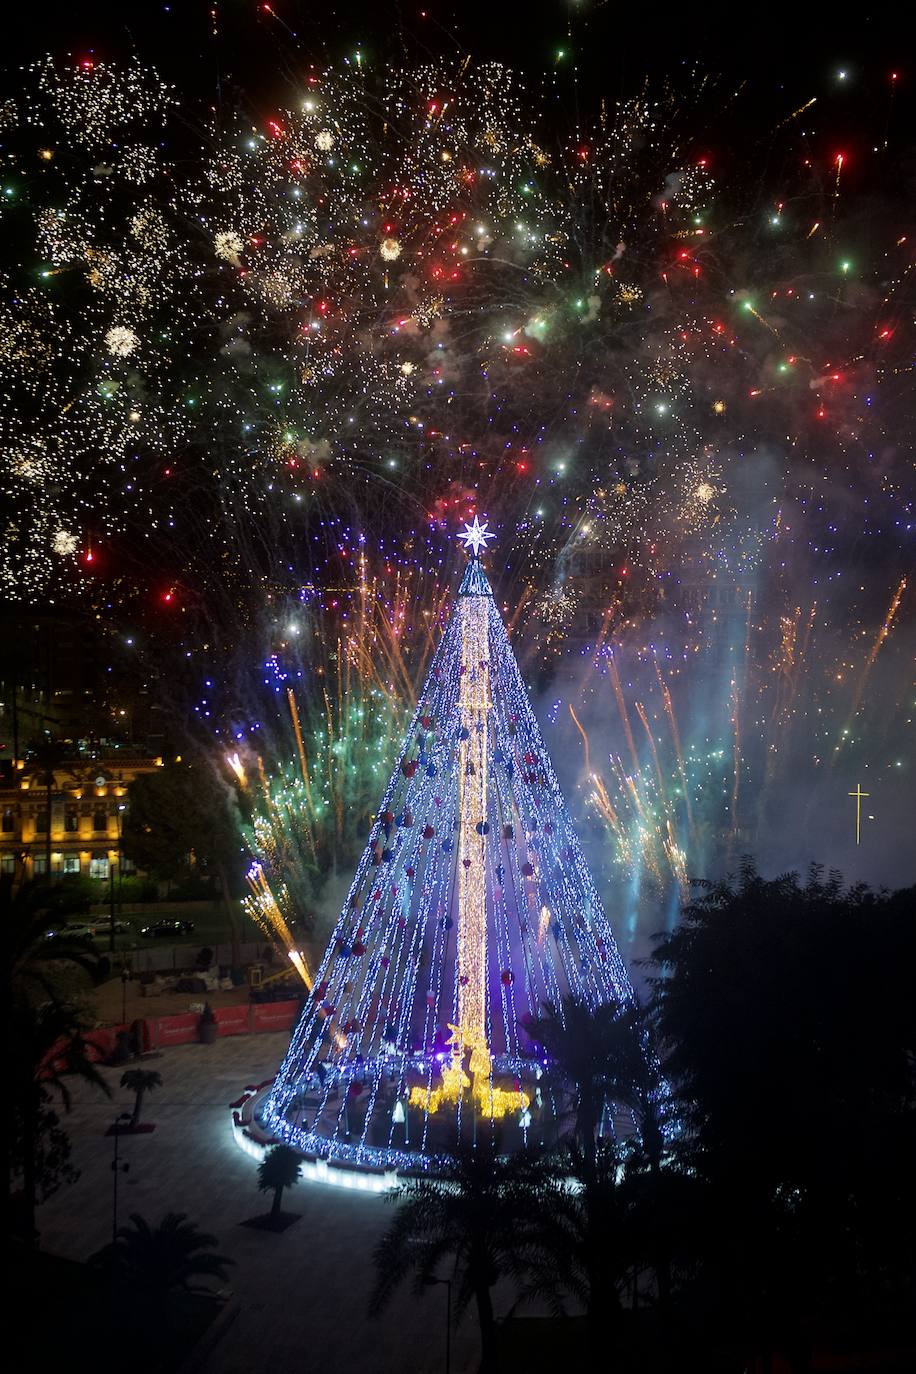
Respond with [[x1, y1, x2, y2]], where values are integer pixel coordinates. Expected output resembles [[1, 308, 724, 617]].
[[1, 51, 911, 931], [3, 54, 910, 620]]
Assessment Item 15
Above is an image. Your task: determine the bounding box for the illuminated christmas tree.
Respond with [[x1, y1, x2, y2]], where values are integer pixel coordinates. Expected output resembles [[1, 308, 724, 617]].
[[262, 520, 638, 1169]]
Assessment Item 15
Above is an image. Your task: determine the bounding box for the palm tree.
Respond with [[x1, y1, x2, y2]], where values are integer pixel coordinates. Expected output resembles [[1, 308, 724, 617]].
[[525, 996, 647, 1177], [524, 997, 690, 1321], [370, 1142, 552, 1372], [517, 1140, 641, 1358], [648, 862, 916, 1351], [10, 995, 111, 1239], [120, 1069, 162, 1128], [256, 1143, 302, 1219], [6, 874, 111, 1240], [7, 875, 102, 1004], [93, 1213, 233, 1294]]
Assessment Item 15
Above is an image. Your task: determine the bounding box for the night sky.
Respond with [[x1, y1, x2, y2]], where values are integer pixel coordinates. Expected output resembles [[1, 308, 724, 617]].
[[3, 2, 912, 925]]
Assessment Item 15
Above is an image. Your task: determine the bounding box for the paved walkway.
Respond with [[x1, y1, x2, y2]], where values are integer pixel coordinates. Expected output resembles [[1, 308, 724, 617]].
[[37, 1033, 485, 1374]]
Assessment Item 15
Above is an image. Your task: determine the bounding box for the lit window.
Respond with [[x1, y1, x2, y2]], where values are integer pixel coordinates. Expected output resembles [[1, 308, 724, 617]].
[[89, 855, 109, 880], [64, 809, 79, 833], [1, 855, 14, 875], [62, 855, 80, 874], [33, 855, 48, 875]]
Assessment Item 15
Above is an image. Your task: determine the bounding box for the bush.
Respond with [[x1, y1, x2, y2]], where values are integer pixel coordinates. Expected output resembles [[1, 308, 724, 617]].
[[116, 876, 159, 903], [166, 874, 220, 902]]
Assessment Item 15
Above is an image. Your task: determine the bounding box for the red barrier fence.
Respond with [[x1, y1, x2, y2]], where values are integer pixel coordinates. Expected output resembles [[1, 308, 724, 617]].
[[153, 1012, 200, 1047], [42, 999, 301, 1074], [251, 1001, 300, 1033], [144, 1000, 300, 1048], [214, 1005, 251, 1037]]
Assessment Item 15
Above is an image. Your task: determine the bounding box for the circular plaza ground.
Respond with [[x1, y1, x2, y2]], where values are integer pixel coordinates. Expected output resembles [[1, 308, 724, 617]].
[[36, 1032, 493, 1374]]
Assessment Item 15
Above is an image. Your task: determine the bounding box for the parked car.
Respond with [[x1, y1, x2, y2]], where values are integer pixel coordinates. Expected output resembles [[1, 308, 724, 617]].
[[45, 921, 98, 941], [139, 919, 195, 939], [45, 919, 133, 941]]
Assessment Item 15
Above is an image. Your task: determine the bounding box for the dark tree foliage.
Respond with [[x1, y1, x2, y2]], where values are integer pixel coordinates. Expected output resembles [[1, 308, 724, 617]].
[[256, 1143, 302, 1218], [92, 1213, 233, 1294], [10, 1096, 77, 1204], [649, 860, 916, 1329], [120, 1068, 163, 1127], [122, 756, 246, 954], [371, 1142, 554, 1372], [516, 1140, 648, 1355], [524, 995, 675, 1178], [4, 875, 111, 1239], [122, 757, 243, 888], [523, 996, 643, 1170]]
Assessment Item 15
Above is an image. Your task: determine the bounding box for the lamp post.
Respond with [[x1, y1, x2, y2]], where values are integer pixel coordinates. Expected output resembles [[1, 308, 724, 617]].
[[422, 1275, 452, 1374], [45, 766, 52, 878], [111, 1111, 132, 1247], [109, 804, 125, 954], [108, 856, 116, 954]]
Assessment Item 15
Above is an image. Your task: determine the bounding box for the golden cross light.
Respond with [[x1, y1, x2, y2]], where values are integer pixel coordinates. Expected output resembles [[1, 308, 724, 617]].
[[848, 783, 869, 845]]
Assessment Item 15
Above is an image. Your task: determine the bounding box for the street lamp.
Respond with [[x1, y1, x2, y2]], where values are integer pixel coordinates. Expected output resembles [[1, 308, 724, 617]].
[[422, 1274, 452, 1374], [111, 1111, 132, 1247], [109, 804, 125, 954], [120, 964, 130, 1026]]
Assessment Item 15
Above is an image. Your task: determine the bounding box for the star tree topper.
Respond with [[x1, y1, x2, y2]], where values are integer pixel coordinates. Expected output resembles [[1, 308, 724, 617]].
[[458, 516, 495, 558]]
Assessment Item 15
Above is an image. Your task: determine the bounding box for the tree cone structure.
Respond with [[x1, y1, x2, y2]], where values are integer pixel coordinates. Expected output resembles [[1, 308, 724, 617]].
[[262, 555, 636, 1169]]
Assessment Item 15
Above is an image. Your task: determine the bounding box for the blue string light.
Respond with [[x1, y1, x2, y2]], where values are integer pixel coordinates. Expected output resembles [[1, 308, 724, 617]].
[[262, 552, 636, 1167]]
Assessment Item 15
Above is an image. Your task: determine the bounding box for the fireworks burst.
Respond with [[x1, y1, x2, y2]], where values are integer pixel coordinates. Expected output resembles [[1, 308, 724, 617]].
[[1, 48, 911, 930]]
